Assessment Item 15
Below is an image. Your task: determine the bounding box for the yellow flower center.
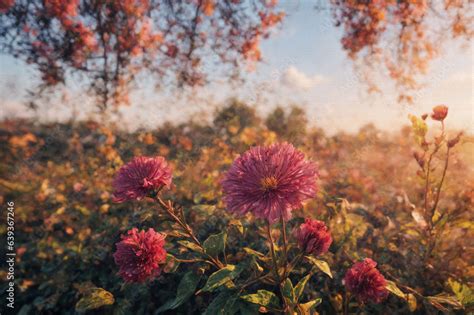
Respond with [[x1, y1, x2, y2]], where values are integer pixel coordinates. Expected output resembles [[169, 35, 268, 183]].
[[260, 176, 278, 191]]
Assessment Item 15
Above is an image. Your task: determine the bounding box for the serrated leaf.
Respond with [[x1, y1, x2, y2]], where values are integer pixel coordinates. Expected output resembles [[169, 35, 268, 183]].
[[156, 271, 201, 313], [385, 280, 405, 299], [203, 232, 227, 258], [305, 256, 332, 278], [178, 240, 203, 253], [199, 265, 242, 293], [241, 290, 280, 309], [294, 273, 312, 301], [75, 288, 114, 312]]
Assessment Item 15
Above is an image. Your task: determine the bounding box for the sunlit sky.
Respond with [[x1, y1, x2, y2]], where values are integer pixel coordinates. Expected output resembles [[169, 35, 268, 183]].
[[0, 1, 472, 134]]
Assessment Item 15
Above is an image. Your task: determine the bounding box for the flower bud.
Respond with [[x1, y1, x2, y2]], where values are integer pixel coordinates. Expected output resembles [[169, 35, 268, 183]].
[[447, 132, 462, 148], [295, 218, 332, 256], [431, 105, 448, 121]]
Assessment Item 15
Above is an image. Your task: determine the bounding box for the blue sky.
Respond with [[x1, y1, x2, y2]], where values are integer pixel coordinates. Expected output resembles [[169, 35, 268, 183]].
[[0, 1, 472, 134]]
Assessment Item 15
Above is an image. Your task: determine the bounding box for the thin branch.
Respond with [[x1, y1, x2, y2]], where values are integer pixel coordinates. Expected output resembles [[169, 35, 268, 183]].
[[266, 221, 280, 282], [279, 214, 288, 282]]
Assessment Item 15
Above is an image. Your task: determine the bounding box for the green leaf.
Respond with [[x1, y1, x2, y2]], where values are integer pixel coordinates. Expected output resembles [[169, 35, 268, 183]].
[[156, 271, 202, 313], [305, 256, 333, 278], [203, 232, 227, 258], [238, 301, 260, 315], [75, 288, 114, 312], [243, 247, 265, 258], [385, 280, 405, 299], [199, 265, 242, 293], [203, 290, 239, 315], [178, 240, 203, 253], [448, 278, 474, 307], [241, 290, 280, 309], [294, 273, 312, 301], [282, 278, 295, 303], [299, 298, 322, 314]]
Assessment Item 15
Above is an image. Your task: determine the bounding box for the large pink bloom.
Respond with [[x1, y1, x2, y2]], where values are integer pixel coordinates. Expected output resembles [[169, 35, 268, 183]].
[[113, 228, 167, 283], [295, 218, 332, 256], [344, 258, 388, 304], [112, 156, 172, 202], [221, 143, 318, 223]]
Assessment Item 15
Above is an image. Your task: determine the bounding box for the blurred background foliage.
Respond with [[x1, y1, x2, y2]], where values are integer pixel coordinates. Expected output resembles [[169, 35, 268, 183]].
[[0, 101, 472, 314]]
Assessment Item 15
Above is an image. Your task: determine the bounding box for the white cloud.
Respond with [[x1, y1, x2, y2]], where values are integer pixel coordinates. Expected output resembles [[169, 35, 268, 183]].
[[280, 66, 326, 90]]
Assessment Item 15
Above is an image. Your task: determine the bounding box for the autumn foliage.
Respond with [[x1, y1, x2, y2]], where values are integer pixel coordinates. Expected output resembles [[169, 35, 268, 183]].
[[0, 0, 283, 108], [1, 0, 472, 108]]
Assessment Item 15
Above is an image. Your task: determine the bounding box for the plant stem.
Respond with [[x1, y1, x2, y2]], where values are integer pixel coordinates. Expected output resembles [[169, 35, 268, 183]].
[[238, 273, 273, 292], [423, 152, 434, 215], [343, 291, 350, 315], [279, 214, 288, 282], [286, 253, 304, 277], [430, 147, 450, 219], [266, 221, 280, 282], [155, 196, 224, 269], [425, 147, 451, 261], [266, 221, 289, 313]]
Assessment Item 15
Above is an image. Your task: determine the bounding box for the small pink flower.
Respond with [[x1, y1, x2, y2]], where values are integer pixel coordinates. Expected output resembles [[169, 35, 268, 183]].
[[113, 228, 167, 283], [221, 143, 318, 223], [344, 258, 388, 304], [112, 156, 172, 202], [295, 218, 332, 256]]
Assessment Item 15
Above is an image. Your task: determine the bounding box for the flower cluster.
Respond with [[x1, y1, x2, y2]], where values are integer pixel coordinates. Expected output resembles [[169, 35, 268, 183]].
[[112, 144, 390, 308], [113, 228, 167, 283], [221, 142, 318, 223], [344, 258, 388, 304]]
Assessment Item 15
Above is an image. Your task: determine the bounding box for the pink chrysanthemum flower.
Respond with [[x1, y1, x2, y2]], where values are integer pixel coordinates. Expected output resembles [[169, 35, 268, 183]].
[[344, 258, 388, 304], [221, 143, 318, 223], [295, 218, 332, 256], [113, 228, 167, 283], [112, 156, 172, 202]]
